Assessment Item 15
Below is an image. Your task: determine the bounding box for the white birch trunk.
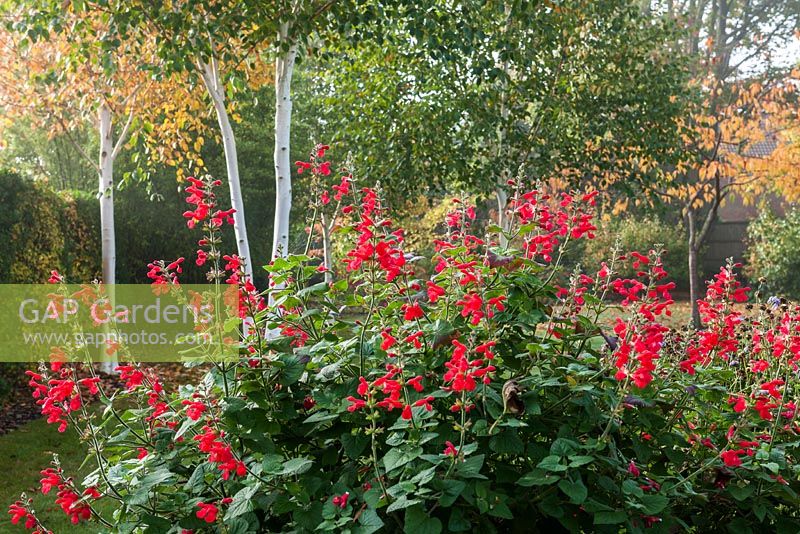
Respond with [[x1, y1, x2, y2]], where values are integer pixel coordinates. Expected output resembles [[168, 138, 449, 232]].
[[198, 57, 255, 282], [320, 211, 333, 284], [98, 103, 116, 375], [272, 23, 298, 262]]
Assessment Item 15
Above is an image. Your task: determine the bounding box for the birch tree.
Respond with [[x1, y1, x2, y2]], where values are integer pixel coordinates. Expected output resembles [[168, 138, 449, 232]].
[[197, 52, 257, 281], [16, 0, 275, 284], [0, 15, 172, 372]]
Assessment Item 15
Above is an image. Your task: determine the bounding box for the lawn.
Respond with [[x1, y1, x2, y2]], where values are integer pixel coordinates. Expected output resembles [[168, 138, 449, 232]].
[[595, 299, 694, 329], [0, 416, 102, 533]]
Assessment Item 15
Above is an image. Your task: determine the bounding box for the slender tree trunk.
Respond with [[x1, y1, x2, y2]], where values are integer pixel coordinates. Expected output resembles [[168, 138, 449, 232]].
[[198, 57, 255, 282], [686, 209, 702, 328], [495, 2, 512, 248], [272, 23, 297, 262], [320, 212, 333, 284], [98, 103, 116, 375], [495, 187, 510, 243]]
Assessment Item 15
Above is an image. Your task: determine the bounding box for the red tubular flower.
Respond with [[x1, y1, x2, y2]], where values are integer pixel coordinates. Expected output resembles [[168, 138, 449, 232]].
[[406, 375, 424, 392], [628, 461, 640, 477], [332, 176, 351, 201], [413, 396, 435, 412], [443, 340, 495, 396], [728, 395, 747, 413], [116, 365, 145, 390], [196, 502, 219, 523], [487, 295, 506, 315], [761, 379, 784, 399], [357, 376, 370, 397], [332, 492, 350, 509], [40, 468, 61, 495], [754, 398, 778, 420], [401, 404, 413, 420], [443, 441, 458, 457], [380, 330, 397, 351], [404, 331, 424, 349], [8, 502, 38, 530], [346, 396, 366, 412], [426, 281, 446, 303], [78, 377, 100, 395], [295, 161, 312, 174], [193, 426, 247, 480], [456, 293, 484, 325], [721, 450, 746, 468], [181, 400, 207, 421], [403, 302, 424, 321], [55, 488, 92, 524], [476, 341, 496, 360], [83, 487, 101, 499]]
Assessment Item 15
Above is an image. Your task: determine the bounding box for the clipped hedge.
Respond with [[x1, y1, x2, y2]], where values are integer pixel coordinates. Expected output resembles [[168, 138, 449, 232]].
[[580, 215, 691, 290], [0, 170, 100, 283], [746, 209, 800, 299]]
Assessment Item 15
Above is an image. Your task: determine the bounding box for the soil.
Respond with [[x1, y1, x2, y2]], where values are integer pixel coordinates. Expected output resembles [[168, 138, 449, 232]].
[[0, 363, 208, 435]]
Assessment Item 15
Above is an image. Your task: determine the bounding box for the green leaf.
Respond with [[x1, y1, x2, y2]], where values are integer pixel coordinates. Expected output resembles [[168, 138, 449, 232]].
[[127, 468, 174, 506], [763, 462, 780, 474], [621, 479, 643, 497], [558, 479, 588, 504], [277, 354, 306, 386], [436, 479, 465, 507], [639, 494, 669, 515], [489, 430, 524, 454], [550, 438, 580, 456], [387, 496, 421, 513], [537, 455, 568, 472], [185, 463, 210, 493], [354, 508, 384, 534], [455, 454, 486, 479], [727, 484, 755, 502], [488, 500, 514, 519], [404, 505, 442, 534], [281, 458, 314, 476], [593, 511, 628, 525], [304, 411, 338, 424], [383, 447, 423, 472], [297, 281, 328, 297], [448, 508, 472, 532], [568, 455, 594, 468], [224, 484, 260, 520], [517, 469, 559, 487], [173, 417, 196, 440], [341, 433, 370, 459]]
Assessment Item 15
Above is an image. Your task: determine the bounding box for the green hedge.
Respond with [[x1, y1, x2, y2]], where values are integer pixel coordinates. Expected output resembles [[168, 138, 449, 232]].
[[0, 169, 272, 286], [746, 209, 800, 299], [579, 215, 691, 289], [0, 171, 100, 283]]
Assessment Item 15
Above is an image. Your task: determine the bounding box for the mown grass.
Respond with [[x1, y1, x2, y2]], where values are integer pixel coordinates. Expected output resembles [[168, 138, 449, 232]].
[[595, 299, 694, 329], [0, 416, 103, 533]]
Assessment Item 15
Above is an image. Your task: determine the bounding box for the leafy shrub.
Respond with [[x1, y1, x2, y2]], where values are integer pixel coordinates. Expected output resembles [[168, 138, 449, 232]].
[[581, 215, 690, 290], [746, 209, 800, 299], [0, 170, 99, 283], [11, 151, 800, 534]]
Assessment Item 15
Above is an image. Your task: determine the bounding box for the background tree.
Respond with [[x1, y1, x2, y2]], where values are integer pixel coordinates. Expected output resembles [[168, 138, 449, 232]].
[[643, 0, 800, 325], [304, 0, 692, 219]]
